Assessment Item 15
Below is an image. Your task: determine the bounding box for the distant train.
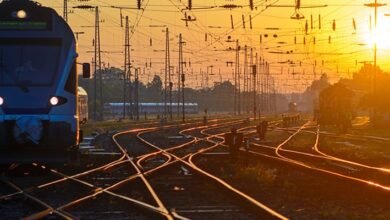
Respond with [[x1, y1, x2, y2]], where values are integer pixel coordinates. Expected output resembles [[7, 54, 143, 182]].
[[288, 102, 298, 112], [78, 87, 88, 124], [104, 102, 199, 118], [0, 0, 90, 161]]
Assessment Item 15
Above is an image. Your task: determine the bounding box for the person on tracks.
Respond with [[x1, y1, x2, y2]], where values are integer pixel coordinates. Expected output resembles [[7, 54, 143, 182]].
[[256, 121, 268, 141], [228, 128, 243, 162]]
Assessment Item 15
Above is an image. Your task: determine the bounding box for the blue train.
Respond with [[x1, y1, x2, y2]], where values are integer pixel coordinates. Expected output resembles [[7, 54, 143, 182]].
[[0, 0, 90, 162]]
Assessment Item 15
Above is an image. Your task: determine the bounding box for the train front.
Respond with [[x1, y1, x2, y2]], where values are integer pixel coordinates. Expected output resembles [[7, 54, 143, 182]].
[[0, 0, 80, 160]]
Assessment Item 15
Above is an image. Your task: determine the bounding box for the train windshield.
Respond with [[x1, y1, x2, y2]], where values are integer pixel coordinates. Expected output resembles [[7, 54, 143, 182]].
[[0, 38, 61, 90]]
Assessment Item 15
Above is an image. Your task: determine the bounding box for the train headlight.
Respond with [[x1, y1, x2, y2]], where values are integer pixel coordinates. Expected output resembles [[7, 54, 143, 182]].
[[50, 97, 59, 106], [0, 97, 3, 106], [12, 10, 27, 19], [16, 10, 27, 19], [49, 96, 67, 106]]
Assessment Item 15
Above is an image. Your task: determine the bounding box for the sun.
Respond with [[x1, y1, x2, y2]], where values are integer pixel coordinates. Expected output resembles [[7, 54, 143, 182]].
[[363, 20, 390, 50]]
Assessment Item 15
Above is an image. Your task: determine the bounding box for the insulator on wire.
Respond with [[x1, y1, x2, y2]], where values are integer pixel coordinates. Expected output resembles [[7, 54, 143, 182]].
[[318, 14, 321, 29], [303, 37, 306, 45], [205, 33, 207, 42], [332, 19, 336, 31], [313, 37, 316, 45], [353, 18, 356, 31], [310, 14, 313, 29], [242, 14, 246, 29], [328, 36, 331, 44], [120, 9, 123, 27], [260, 35, 262, 44], [249, 15, 252, 29], [230, 14, 234, 29], [305, 20, 308, 34], [294, 36, 297, 44], [137, 0, 141, 10], [73, 5, 94, 9], [249, 0, 254, 10], [188, 0, 192, 10], [150, 38, 152, 46]]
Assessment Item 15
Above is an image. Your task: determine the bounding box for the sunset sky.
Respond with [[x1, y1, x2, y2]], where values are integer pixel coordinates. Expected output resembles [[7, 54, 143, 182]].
[[29, 0, 390, 92]]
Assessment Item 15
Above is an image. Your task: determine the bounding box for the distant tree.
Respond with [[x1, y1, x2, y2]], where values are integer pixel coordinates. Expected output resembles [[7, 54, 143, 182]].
[[200, 81, 235, 111], [303, 74, 331, 111], [146, 75, 163, 102], [101, 67, 123, 80]]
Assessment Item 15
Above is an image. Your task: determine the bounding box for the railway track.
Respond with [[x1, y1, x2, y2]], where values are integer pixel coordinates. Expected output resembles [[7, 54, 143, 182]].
[[0, 119, 214, 219], [1, 117, 287, 219], [125, 118, 286, 219], [2, 116, 388, 219], [188, 119, 389, 218], [266, 123, 390, 190]]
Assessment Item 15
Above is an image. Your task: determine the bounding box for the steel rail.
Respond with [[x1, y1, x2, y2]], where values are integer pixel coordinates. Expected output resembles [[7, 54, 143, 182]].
[[137, 123, 289, 220]]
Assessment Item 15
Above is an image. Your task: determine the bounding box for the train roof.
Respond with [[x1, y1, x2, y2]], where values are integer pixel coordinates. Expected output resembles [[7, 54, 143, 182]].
[[0, 0, 75, 43], [78, 87, 88, 96]]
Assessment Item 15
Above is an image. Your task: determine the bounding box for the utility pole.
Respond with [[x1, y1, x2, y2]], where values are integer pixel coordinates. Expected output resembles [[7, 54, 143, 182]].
[[257, 56, 260, 118], [243, 45, 248, 115], [164, 28, 169, 119], [93, 7, 102, 121], [63, 0, 68, 22], [260, 58, 263, 113], [178, 34, 186, 122], [177, 42, 181, 118], [128, 68, 133, 120], [135, 68, 140, 120], [273, 77, 277, 112], [169, 66, 173, 120], [125, 19, 133, 120], [252, 63, 257, 119], [97, 7, 103, 121], [123, 16, 130, 120], [264, 61, 267, 112], [249, 47, 253, 115], [365, 0, 385, 125], [234, 40, 240, 115], [266, 62, 270, 112]]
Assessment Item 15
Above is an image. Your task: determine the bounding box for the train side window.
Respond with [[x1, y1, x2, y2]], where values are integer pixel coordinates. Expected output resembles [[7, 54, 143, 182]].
[[65, 62, 77, 94]]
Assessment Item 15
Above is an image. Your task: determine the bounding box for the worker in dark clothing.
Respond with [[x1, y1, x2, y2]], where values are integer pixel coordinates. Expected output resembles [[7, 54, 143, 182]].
[[203, 108, 208, 124], [260, 121, 268, 140], [225, 128, 243, 162], [256, 124, 263, 140], [256, 121, 268, 140]]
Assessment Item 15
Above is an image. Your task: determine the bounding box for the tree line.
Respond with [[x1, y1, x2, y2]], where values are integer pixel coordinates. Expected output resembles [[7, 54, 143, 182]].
[[307, 64, 390, 128], [78, 67, 289, 116]]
